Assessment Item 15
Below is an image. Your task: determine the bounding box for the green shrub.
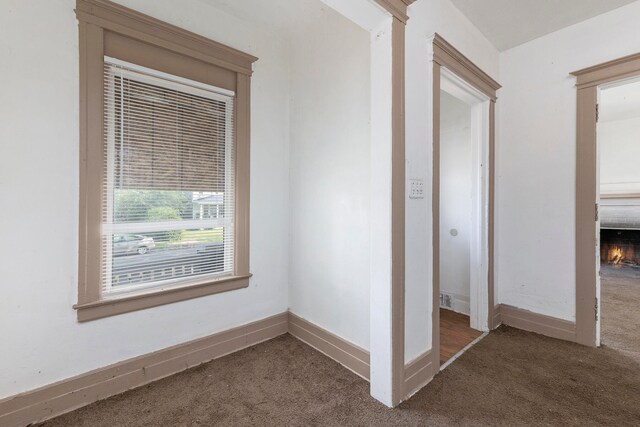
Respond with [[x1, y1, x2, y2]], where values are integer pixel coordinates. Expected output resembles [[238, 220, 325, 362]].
[[147, 207, 183, 242]]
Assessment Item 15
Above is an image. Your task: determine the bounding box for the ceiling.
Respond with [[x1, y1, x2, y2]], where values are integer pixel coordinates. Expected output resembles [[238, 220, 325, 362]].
[[600, 77, 640, 123], [449, 0, 638, 51], [200, 0, 333, 37]]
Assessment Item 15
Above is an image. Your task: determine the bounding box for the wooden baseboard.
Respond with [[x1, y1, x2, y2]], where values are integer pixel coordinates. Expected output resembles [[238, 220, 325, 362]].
[[492, 304, 502, 328], [287, 315, 437, 401], [1, 311, 370, 427], [287, 312, 371, 381], [1, 304, 583, 427], [0, 312, 288, 427], [498, 304, 576, 342], [403, 350, 433, 399]]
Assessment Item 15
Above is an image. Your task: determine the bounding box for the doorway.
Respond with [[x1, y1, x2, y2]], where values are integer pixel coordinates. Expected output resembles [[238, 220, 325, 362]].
[[572, 52, 640, 348], [596, 77, 640, 357], [429, 35, 500, 373], [437, 69, 490, 367]]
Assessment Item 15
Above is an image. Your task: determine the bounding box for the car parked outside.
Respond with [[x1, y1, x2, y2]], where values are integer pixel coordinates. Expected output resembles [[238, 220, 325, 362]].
[[113, 234, 156, 256]]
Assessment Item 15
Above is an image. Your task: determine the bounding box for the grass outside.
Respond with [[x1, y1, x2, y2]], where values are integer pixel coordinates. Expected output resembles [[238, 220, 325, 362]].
[[154, 229, 223, 249], [181, 229, 223, 242]]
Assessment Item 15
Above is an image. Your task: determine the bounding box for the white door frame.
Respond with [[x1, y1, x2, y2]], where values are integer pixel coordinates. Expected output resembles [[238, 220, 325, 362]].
[[440, 68, 491, 331]]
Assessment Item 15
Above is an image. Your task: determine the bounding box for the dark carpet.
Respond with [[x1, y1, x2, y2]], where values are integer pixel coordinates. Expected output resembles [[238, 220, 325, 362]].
[[41, 333, 640, 426], [601, 264, 640, 363], [42, 270, 640, 426]]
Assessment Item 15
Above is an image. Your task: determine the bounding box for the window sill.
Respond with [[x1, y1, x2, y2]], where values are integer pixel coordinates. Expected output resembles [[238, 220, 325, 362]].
[[74, 274, 251, 322]]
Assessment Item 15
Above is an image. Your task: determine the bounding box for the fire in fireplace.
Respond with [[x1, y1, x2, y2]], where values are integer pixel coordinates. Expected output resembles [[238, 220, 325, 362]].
[[600, 229, 640, 266]]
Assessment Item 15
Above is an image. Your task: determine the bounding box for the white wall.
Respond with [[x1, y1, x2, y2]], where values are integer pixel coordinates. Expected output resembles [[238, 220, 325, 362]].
[[497, 1, 640, 321], [599, 116, 640, 195], [287, 7, 372, 350], [368, 16, 395, 405], [404, 0, 499, 362], [0, 0, 290, 399], [439, 91, 472, 315]]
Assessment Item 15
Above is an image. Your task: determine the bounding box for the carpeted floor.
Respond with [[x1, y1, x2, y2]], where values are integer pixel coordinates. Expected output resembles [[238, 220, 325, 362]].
[[601, 264, 640, 363], [42, 322, 640, 425], [41, 265, 640, 426]]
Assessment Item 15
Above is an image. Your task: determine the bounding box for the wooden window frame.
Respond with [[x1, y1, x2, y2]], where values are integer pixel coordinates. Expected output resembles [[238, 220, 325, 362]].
[[74, 0, 257, 322]]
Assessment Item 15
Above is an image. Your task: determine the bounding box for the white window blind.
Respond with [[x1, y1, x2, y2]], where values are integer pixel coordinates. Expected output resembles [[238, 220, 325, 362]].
[[102, 57, 235, 296]]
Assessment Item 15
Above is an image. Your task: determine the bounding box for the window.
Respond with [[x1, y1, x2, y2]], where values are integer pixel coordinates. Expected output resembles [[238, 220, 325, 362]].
[[103, 58, 235, 295], [75, 0, 257, 321]]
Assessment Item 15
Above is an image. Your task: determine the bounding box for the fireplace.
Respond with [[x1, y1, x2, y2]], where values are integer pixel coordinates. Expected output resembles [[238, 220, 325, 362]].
[[600, 229, 640, 266], [599, 199, 640, 267]]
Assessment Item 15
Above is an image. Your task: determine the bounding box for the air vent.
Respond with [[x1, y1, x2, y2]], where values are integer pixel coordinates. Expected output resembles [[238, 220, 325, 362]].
[[440, 292, 453, 309]]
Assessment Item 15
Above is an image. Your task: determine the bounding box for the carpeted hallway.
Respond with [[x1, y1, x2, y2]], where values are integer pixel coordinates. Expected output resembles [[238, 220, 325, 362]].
[[42, 321, 640, 426], [601, 264, 640, 364]]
